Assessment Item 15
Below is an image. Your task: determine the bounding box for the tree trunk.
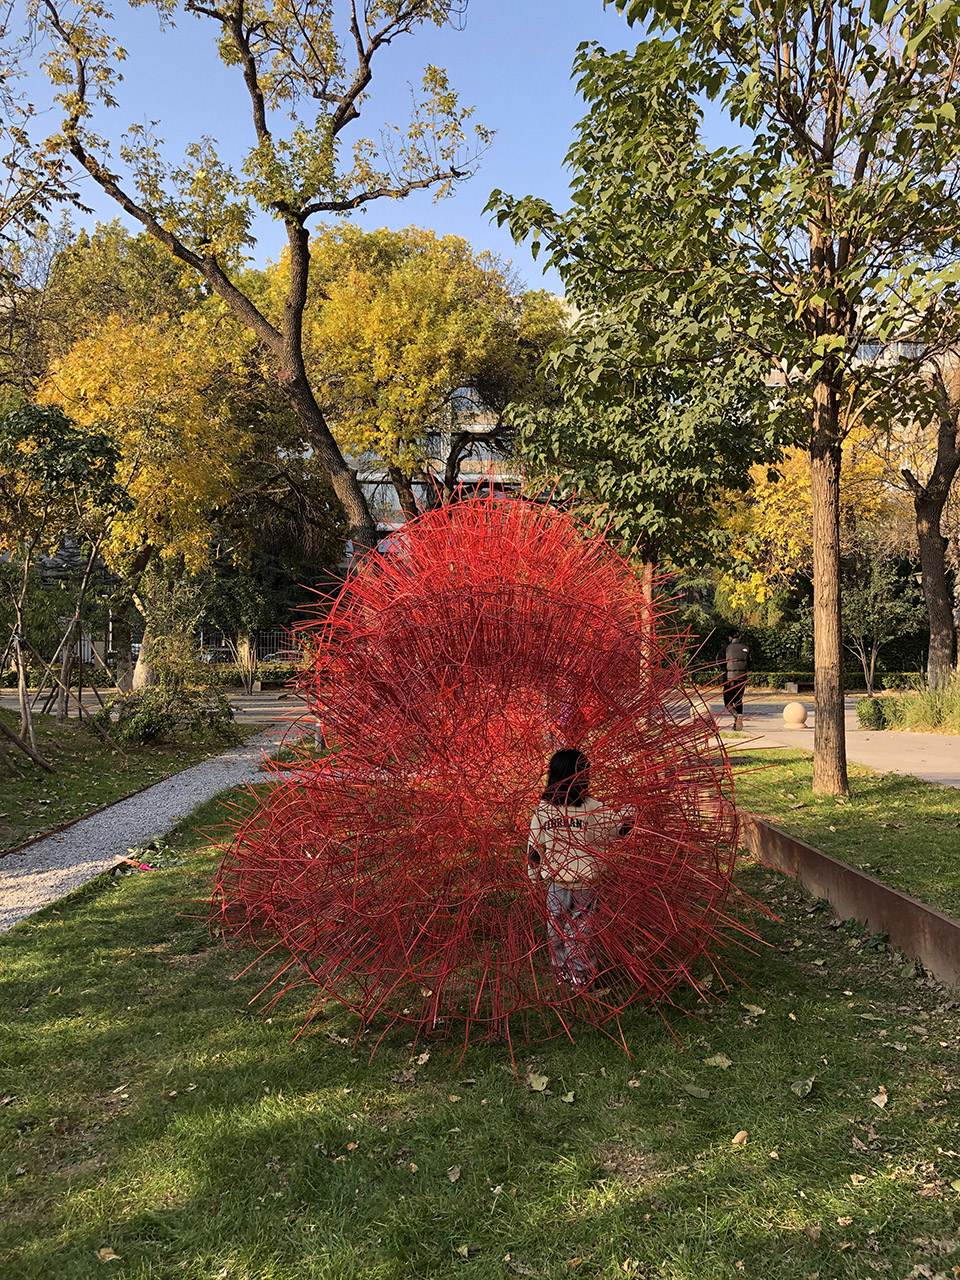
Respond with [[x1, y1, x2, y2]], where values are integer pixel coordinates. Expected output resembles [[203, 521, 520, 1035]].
[[443, 432, 470, 504], [902, 366, 960, 687], [109, 544, 152, 691], [110, 609, 135, 692], [915, 495, 955, 688], [132, 628, 157, 690], [639, 552, 657, 674], [14, 632, 36, 751], [388, 466, 420, 522], [282, 373, 377, 556], [57, 540, 102, 722], [810, 399, 849, 796], [57, 618, 77, 723]]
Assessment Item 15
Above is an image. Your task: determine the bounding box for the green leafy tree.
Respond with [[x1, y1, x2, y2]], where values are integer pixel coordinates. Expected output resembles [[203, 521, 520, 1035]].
[[495, 4, 960, 794], [34, 0, 489, 554], [505, 306, 775, 595], [840, 556, 926, 696], [0, 403, 125, 747]]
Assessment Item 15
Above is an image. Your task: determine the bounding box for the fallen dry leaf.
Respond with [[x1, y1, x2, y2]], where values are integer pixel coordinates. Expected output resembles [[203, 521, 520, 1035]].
[[732, 1130, 749, 1145], [446, 1164, 461, 1183], [526, 1072, 549, 1092], [346, 1142, 358, 1152], [703, 1053, 733, 1070], [803, 1224, 822, 1243], [415, 1051, 430, 1066], [871, 1086, 889, 1109], [791, 1075, 816, 1098], [837, 1216, 854, 1226], [769, 1151, 779, 1160], [627, 1078, 642, 1088], [560, 1091, 575, 1104], [409, 1162, 419, 1173], [681, 1083, 711, 1100], [850, 1173, 866, 1186], [97, 1248, 121, 1263], [742, 1003, 765, 1016]]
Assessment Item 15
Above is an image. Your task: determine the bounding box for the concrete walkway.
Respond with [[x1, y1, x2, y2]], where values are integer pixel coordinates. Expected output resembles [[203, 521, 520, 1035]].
[[717, 693, 960, 789], [0, 725, 287, 934]]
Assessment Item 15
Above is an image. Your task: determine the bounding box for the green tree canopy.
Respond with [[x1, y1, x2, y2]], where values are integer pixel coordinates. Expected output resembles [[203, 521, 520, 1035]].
[[494, 2, 960, 794]]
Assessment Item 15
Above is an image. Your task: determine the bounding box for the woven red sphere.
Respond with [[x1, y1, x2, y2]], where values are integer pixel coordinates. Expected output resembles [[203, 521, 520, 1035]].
[[213, 495, 740, 1046]]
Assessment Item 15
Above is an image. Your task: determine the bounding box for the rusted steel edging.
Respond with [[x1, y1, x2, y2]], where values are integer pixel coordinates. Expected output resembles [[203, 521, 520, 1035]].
[[738, 811, 960, 990]]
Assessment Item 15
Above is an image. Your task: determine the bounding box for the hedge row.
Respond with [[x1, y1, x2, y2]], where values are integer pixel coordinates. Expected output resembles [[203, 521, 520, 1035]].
[[1, 660, 300, 692], [688, 668, 922, 691]]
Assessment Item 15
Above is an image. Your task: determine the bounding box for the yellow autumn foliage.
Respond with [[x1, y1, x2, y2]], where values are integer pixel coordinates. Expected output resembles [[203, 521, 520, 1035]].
[[263, 225, 522, 468], [719, 431, 910, 608], [40, 313, 250, 572]]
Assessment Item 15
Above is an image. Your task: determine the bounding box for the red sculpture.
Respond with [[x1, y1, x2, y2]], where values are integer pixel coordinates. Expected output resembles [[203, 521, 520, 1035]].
[[213, 494, 742, 1047]]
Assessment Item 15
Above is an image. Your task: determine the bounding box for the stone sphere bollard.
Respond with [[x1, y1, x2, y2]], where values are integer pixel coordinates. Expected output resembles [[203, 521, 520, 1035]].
[[782, 700, 808, 729]]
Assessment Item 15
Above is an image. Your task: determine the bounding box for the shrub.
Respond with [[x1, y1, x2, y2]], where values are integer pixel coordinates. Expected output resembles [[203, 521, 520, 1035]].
[[882, 681, 960, 733], [257, 660, 298, 686], [856, 697, 887, 730], [92, 687, 241, 747], [874, 670, 919, 691], [201, 664, 244, 688]]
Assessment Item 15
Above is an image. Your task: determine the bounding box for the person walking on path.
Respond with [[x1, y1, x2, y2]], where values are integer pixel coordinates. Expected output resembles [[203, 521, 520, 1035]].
[[526, 749, 633, 991], [717, 631, 752, 730]]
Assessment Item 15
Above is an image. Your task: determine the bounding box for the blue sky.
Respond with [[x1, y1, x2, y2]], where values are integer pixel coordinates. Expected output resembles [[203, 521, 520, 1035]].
[[29, 1, 638, 292]]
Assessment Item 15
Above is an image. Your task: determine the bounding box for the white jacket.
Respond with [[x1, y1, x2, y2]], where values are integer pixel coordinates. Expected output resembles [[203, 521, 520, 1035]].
[[527, 797, 628, 886]]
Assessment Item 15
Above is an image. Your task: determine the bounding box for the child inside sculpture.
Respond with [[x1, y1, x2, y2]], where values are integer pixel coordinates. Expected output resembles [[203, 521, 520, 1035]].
[[527, 748, 635, 991]]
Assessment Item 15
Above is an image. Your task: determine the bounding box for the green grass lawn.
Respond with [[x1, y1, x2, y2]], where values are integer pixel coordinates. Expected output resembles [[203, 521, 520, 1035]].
[[0, 710, 260, 853], [2, 791, 960, 1279], [730, 748, 960, 918]]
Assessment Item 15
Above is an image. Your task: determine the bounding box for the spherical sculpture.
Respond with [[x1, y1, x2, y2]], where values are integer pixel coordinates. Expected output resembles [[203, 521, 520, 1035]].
[[782, 701, 809, 729], [213, 496, 741, 1047]]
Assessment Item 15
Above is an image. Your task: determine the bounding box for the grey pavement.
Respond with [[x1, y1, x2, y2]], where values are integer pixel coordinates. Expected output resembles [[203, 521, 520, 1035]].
[[0, 724, 289, 934], [715, 692, 960, 789], [0, 687, 303, 725]]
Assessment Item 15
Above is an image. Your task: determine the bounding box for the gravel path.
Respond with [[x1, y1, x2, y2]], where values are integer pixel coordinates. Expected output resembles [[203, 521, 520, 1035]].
[[0, 726, 285, 934]]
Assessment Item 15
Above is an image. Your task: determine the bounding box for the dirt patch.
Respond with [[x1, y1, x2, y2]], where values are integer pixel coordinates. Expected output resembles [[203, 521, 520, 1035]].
[[596, 1144, 660, 1185], [168, 947, 219, 970], [57, 1153, 109, 1179]]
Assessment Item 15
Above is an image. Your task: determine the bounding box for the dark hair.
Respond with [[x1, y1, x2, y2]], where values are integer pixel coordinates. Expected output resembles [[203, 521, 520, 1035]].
[[542, 748, 590, 807]]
